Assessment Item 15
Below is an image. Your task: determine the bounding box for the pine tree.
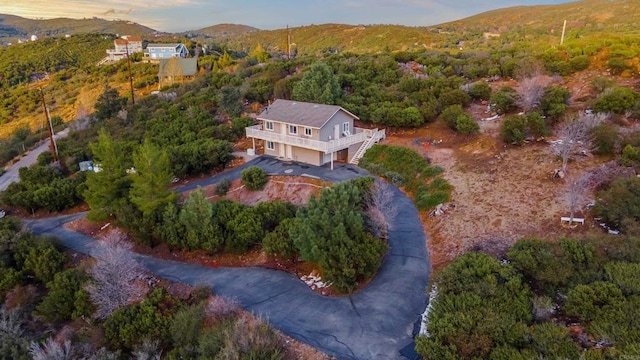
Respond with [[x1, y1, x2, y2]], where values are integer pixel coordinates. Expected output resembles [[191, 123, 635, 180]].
[[179, 189, 222, 253], [292, 181, 386, 292], [129, 139, 177, 221], [292, 62, 341, 105], [83, 129, 130, 221]]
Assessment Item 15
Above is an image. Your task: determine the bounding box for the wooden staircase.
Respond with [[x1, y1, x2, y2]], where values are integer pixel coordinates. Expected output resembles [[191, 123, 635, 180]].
[[350, 128, 385, 165]]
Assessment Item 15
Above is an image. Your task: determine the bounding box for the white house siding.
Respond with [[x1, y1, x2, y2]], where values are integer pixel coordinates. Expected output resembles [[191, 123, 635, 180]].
[[319, 111, 354, 141], [292, 146, 323, 166]]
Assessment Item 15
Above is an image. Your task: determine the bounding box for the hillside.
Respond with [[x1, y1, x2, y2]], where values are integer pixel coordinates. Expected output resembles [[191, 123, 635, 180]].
[[0, 14, 156, 44], [185, 23, 259, 42], [224, 24, 432, 55], [428, 0, 640, 49]]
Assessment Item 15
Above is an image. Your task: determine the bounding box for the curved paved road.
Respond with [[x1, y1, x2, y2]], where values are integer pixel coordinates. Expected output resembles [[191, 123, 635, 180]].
[[24, 157, 430, 360], [0, 128, 69, 192]]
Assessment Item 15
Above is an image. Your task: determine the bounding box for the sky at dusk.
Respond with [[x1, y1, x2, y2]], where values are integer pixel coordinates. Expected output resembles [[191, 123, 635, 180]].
[[2, 0, 571, 32]]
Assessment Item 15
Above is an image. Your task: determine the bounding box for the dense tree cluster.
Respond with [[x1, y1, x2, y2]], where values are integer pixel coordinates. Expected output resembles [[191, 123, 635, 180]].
[[1, 164, 85, 213], [417, 235, 640, 359], [0, 216, 287, 359]]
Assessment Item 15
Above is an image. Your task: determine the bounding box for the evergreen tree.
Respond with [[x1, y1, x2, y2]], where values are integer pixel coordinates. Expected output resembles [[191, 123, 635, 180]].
[[179, 189, 221, 253], [129, 139, 177, 221], [83, 129, 130, 221], [291, 181, 386, 292], [292, 62, 341, 104], [94, 85, 126, 121]]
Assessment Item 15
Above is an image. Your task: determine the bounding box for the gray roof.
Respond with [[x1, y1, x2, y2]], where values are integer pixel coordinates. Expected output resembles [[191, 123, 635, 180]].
[[257, 99, 358, 129], [147, 43, 183, 49], [158, 58, 198, 77]]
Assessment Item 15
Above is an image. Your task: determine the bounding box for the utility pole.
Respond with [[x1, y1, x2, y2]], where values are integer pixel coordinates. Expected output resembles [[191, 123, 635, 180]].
[[126, 41, 135, 105], [39, 88, 59, 163], [560, 20, 567, 46], [286, 25, 291, 60]]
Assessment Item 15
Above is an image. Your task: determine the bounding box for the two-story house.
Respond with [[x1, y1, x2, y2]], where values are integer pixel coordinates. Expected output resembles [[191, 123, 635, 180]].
[[103, 36, 143, 63], [246, 99, 385, 168], [144, 43, 189, 60]]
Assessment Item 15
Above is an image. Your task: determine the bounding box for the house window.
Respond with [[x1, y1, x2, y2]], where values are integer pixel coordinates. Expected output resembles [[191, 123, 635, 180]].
[[342, 122, 351, 136], [289, 125, 298, 135], [265, 121, 274, 131], [304, 127, 312, 136], [266, 141, 275, 150]]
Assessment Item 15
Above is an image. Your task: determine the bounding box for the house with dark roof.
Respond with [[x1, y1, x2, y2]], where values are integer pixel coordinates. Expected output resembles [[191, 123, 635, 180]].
[[246, 99, 385, 168], [158, 58, 198, 85], [144, 43, 188, 60]]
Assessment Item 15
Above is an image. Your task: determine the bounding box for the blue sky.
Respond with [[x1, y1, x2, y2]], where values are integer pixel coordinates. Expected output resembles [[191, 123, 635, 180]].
[[3, 0, 571, 32]]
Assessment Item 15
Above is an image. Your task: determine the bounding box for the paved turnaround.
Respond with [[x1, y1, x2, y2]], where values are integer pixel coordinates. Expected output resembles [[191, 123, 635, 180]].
[[23, 157, 430, 360]]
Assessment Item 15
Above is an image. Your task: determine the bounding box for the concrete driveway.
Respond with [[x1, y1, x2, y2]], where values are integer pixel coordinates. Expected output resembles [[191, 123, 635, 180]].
[[24, 157, 430, 360]]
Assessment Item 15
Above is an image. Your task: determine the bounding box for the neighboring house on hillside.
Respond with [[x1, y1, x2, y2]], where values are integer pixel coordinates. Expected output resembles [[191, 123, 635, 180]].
[[158, 58, 198, 85], [246, 99, 385, 168], [104, 36, 143, 62], [144, 43, 189, 60]]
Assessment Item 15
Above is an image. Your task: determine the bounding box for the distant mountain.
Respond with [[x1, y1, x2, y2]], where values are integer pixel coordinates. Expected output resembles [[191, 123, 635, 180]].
[[219, 0, 640, 54], [0, 14, 156, 44], [2, 0, 639, 53], [185, 24, 259, 41]]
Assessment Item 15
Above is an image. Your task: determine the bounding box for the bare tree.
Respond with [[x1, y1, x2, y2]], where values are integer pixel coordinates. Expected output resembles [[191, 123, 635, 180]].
[[365, 181, 398, 240], [86, 230, 144, 319], [554, 113, 607, 174], [565, 173, 591, 224], [516, 74, 552, 112], [29, 338, 73, 360]]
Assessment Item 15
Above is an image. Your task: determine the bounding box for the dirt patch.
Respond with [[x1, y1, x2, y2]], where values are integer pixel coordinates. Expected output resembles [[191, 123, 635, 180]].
[[183, 175, 330, 207], [385, 117, 608, 273]]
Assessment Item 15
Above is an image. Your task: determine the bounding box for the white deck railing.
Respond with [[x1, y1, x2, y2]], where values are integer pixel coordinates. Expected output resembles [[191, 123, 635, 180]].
[[246, 125, 374, 153]]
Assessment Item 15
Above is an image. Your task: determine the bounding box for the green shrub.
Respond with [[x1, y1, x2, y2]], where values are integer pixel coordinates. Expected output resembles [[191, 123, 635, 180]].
[[593, 87, 640, 114], [35, 268, 92, 323], [526, 112, 548, 138], [569, 55, 590, 72], [383, 171, 405, 186], [441, 104, 465, 130], [225, 207, 264, 253], [455, 112, 479, 134], [416, 252, 532, 360], [540, 86, 570, 122], [103, 288, 175, 350], [621, 144, 640, 167], [170, 305, 204, 348], [14, 235, 65, 283], [263, 218, 298, 260], [360, 144, 449, 211], [501, 115, 528, 144], [215, 177, 232, 196], [416, 190, 448, 209], [592, 77, 614, 94], [439, 89, 471, 109], [594, 176, 640, 232], [241, 166, 268, 191], [467, 82, 492, 101], [591, 123, 618, 155], [491, 86, 519, 114]]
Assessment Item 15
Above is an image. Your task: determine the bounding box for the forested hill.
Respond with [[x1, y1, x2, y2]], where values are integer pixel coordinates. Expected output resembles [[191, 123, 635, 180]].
[[225, 0, 640, 54], [3, 0, 640, 54], [0, 14, 156, 44]]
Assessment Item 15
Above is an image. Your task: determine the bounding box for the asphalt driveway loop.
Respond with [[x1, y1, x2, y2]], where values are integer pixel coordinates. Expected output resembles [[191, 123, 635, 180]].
[[24, 157, 430, 360]]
